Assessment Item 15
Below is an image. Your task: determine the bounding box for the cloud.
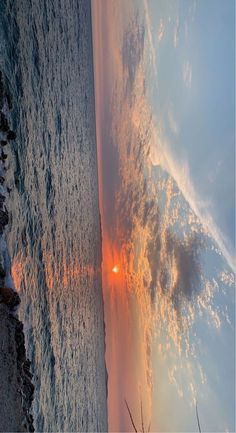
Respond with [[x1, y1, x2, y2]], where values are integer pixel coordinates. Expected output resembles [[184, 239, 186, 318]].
[[122, 13, 145, 96], [142, 198, 156, 227], [145, 195, 203, 312], [168, 108, 179, 135], [183, 60, 192, 88], [146, 211, 161, 303], [157, 19, 165, 42], [173, 16, 180, 48], [165, 231, 202, 307], [142, 0, 157, 75]]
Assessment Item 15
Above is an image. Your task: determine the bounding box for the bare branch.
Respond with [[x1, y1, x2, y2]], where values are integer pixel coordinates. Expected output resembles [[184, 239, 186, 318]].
[[125, 399, 138, 433], [196, 402, 202, 433], [140, 398, 144, 433]]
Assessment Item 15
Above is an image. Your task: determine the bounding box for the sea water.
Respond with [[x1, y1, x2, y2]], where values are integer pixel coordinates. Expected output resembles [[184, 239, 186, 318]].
[[0, 0, 108, 431]]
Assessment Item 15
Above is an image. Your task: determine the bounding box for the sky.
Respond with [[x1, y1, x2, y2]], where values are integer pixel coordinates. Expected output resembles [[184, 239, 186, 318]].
[[91, 1, 235, 432]]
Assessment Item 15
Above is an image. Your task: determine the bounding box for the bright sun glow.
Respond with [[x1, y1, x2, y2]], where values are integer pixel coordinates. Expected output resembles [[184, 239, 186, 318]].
[[112, 266, 119, 273]]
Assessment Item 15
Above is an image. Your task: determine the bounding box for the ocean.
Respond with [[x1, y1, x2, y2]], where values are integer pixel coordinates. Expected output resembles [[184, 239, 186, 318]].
[[0, 0, 108, 431]]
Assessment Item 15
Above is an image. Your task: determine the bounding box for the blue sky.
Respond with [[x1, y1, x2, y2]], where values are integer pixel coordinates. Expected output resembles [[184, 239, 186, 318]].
[[147, 0, 235, 270], [143, 2, 235, 430]]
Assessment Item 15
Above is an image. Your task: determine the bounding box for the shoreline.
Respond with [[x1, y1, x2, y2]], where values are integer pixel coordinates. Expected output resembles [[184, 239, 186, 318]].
[[0, 70, 34, 433]]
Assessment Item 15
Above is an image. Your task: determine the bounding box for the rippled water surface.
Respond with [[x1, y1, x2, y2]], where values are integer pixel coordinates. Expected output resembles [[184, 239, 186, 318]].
[[0, 1, 108, 431]]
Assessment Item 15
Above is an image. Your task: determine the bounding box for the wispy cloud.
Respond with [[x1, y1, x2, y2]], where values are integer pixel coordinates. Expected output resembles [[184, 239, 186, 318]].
[[142, 0, 157, 75], [173, 16, 180, 48], [183, 60, 192, 88], [122, 13, 145, 97], [157, 19, 165, 42], [168, 108, 179, 135]]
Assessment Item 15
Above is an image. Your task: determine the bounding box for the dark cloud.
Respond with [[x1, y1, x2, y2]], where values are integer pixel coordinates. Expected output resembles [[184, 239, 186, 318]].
[[102, 127, 120, 236], [121, 13, 145, 97], [145, 196, 204, 313], [146, 213, 161, 303], [166, 231, 202, 310], [142, 198, 155, 227]]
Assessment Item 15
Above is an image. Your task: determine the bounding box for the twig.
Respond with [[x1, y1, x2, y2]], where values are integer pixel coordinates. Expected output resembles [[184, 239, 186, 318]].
[[140, 398, 144, 433], [125, 399, 138, 433], [196, 402, 202, 433]]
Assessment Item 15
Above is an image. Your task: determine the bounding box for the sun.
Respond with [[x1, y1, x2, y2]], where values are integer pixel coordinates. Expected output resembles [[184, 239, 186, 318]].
[[112, 265, 119, 273]]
